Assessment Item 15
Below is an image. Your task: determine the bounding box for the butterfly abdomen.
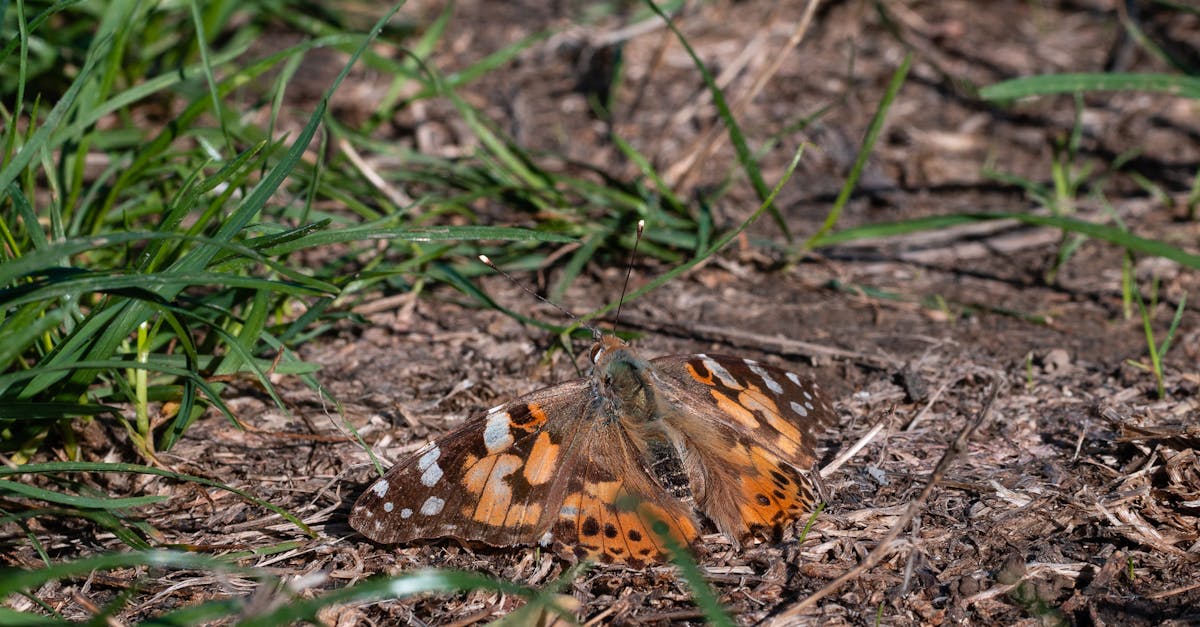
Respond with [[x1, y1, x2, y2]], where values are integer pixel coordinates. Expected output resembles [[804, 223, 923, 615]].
[[645, 439, 695, 504]]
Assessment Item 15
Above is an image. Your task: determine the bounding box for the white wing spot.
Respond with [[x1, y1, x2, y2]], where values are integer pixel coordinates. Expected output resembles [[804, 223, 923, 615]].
[[401, 508, 413, 519], [805, 401, 814, 410], [418, 446, 444, 487], [371, 480, 389, 498], [803, 390, 813, 400], [786, 371, 803, 386], [420, 496, 445, 516], [747, 360, 783, 394], [560, 505, 579, 518], [418, 445, 441, 470], [383, 502, 394, 512], [484, 409, 514, 453], [700, 355, 740, 389], [373, 520, 382, 531], [790, 400, 809, 417], [539, 531, 554, 547], [421, 464, 443, 487]]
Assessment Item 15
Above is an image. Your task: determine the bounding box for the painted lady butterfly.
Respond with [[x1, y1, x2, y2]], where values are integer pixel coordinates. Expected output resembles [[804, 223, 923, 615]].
[[349, 333, 837, 567]]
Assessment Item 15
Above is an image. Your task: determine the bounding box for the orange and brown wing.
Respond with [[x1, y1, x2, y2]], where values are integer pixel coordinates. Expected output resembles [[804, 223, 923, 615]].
[[349, 379, 700, 566], [546, 427, 701, 567], [651, 353, 837, 540], [349, 380, 592, 548]]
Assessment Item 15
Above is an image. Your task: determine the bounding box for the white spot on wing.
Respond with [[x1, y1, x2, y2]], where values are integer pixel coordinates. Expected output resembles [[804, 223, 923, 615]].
[[803, 390, 813, 400], [539, 531, 554, 547], [371, 480, 389, 498], [418, 446, 441, 470], [418, 445, 444, 487], [559, 505, 579, 518], [699, 355, 740, 389], [420, 496, 445, 516], [401, 508, 413, 519], [421, 464, 443, 487], [747, 360, 783, 394], [383, 502, 394, 512], [790, 400, 809, 417], [484, 409, 514, 453], [786, 371, 803, 387]]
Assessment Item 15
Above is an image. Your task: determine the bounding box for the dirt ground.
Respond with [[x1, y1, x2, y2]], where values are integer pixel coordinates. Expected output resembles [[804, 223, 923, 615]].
[[15, 1, 1200, 625]]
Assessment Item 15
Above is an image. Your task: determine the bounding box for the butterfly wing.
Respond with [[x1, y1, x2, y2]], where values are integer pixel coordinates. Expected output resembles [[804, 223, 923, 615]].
[[349, 380, 592, 547], [649, 353, 836, 540], [547, 426, 701, 566], [349, 377, 700, 565]]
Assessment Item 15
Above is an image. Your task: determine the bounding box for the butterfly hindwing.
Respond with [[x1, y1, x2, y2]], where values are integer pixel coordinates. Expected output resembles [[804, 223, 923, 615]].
[[548, 426, 701, 566], [649, 353, 835, 540]]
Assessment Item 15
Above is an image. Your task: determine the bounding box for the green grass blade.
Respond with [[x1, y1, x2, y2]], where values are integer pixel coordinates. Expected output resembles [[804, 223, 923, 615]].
[[235, 570, 531, 627], [665, 541, 735, 627], [58, 38, 256, 146], [0, 34, 106, 198], [139, 598, 245, 626], [43, 4, 405, 399], [0, 272, 330, 311], [261, 225, 575, 256], [810, 212, 1200, 269], [0, 479, 167, 509], [0, 607, 64, 626], [1, 461, 315, 537], [1158, 292, 1188, 358], [0, 551, 253, 598], [0, 305, 62, 369], [644, 0, 790, 240], [0, 401, 119, 419], [981, 73, 1200, 101], [579, 143, 807, 326], [612, 133, 687, 214], [801, 53, 912, 252]]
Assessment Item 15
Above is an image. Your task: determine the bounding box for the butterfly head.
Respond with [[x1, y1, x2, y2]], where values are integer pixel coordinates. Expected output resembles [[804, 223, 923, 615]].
[[588, 335, 658, 420]]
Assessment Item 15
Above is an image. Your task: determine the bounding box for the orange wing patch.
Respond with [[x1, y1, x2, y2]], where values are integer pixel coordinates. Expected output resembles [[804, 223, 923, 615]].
[[734, 386, 804, 456], [685, 362, 716, 386], [462, 454, 523, 526], [731, 443, 813, 535], [556, 479, 700, 566], [710, 389, 760, 430], [523, 431, 559, 486]]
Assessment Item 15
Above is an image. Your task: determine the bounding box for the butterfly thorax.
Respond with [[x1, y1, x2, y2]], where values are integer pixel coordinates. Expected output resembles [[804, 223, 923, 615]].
[[588, 336, 700, 507], [588, 337, 661, 425]]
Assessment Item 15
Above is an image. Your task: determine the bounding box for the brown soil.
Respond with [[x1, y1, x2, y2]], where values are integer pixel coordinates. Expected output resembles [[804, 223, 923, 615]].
[[10, 1, 1200, 625]]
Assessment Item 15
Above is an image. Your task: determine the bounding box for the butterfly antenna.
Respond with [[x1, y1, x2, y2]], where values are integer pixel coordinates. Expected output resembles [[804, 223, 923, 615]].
[[478, 255, 601, 338], [612, 219, 645, 334]]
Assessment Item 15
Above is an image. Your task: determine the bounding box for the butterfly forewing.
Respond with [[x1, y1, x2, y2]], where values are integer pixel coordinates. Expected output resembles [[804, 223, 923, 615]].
[[649, 353, 835, 539], [654, 353, 834, 458], [350, 380, 593, 547]]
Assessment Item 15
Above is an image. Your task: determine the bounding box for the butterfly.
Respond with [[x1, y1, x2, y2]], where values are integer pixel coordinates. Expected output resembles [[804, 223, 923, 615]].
[[349, 334, 836, 567]]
